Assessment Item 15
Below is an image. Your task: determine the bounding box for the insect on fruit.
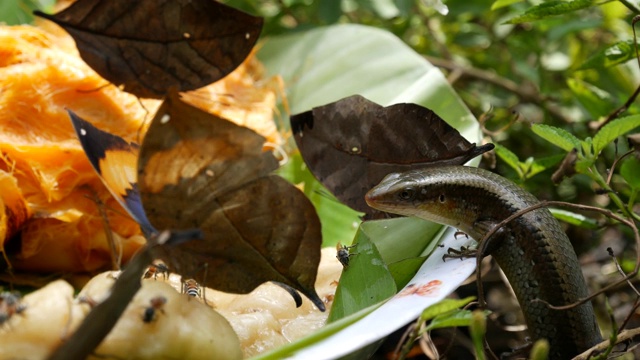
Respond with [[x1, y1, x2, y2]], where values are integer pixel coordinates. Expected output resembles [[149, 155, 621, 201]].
[[336, 243, 357, 268], [0, 292, 26, 326], [144, 262, 169, 280], [142, 296, 167, 323], [183, 279, 201, 298]]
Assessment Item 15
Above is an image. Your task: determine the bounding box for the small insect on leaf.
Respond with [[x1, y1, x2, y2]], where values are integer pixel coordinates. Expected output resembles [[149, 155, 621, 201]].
[[35, 0, 263, 98], [142, 296, 167, 323], [291, 95, 493, 218], [336, 242, 357, 268]]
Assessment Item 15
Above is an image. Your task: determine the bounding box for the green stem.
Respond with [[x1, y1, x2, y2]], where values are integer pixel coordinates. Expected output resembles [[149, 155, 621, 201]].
[[628, 189, 640, 222], [588, 166, 630, 218]]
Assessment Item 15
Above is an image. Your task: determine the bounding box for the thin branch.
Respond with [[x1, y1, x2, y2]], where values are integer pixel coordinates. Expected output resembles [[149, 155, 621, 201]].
[[573, 327, 640, 360], [606, 149, 635, 186], [425, 56, 572, 123]]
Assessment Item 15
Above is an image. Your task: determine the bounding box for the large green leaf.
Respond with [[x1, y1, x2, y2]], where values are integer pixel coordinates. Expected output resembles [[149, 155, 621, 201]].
[[531, 123, 582, 152], [593, 115, 640, 155], [578, 40, 639, 70], [504, 0, 595, 24]]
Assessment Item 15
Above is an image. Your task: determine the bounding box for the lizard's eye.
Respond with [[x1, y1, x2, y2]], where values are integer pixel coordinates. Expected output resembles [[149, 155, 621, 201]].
[[398, 187, 416, 201]]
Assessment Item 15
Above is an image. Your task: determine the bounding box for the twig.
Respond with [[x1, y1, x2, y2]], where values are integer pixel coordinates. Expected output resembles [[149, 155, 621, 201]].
[[573, 327, 640, 360], [605, 149, 635, 186], [607, 247, 640, 298], [425, 56, 571, 123]]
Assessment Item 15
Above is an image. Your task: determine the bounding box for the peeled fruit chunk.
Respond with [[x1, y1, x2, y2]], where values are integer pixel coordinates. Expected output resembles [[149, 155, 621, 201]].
[[0, 274, 242, 360]]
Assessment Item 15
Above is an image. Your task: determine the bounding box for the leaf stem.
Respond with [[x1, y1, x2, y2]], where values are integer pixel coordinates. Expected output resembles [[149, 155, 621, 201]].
[[587, 165, 630, 218]]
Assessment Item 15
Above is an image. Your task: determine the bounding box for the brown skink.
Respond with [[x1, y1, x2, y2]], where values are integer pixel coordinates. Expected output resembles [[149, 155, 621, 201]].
[[365, 165, 601, 359]]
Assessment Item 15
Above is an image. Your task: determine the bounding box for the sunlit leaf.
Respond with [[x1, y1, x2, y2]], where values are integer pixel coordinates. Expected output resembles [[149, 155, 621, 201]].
[[504, 0, 595, 24], [419, 296, 476, 322], [593, 115, 640, 155], [494, 143, 523, 178], [491, 0, 523, 11], [578, 40, 639, 70], [531, 124, 582, 152], [426, 310, 480, 331], [549, 208, 599, 230], [566, 78, 614, 118]]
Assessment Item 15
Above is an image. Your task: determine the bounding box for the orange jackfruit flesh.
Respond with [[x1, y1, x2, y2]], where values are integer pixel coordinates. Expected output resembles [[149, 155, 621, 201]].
[[0, 24, 281, 274]]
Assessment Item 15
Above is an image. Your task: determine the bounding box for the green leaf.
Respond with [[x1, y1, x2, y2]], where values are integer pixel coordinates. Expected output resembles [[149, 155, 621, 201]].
[[566, 78, 614, 118], [388, 256, 428, 289], [533, 154, 566, 169], [0, 0, 55, 24], [531, 124, 582, 152], [426, 310, 477, 330], [527, 154, 565, 178], [491, 0, 523, 11], [578, 40, 639, 70], [363, 217, 443, 265], [494, 145, 564, 180], [494, 143, 523, 178], [621, 157, 640, 190], [504, 0, 595, 24], [419, 296, 476, 322], [327, 226, 397, 323], [582, 136, 594, 157], [530, 339, 550, 360], [593, 115, 640, 155], [367, 0, 401, 19], [549, 208, 599, 230], [575, 157, 595, 173], [470, 310, 487, 360]]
